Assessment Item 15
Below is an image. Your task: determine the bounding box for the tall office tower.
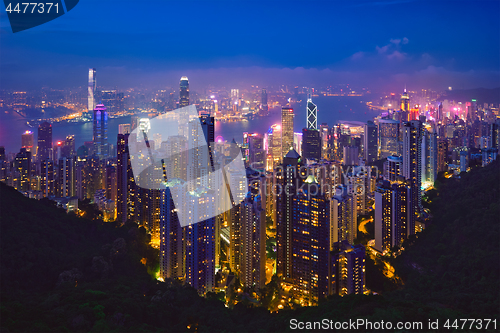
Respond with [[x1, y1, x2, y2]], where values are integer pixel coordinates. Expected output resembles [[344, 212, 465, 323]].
[[37, 122, 52, 162], [281, 107, 294, 154], [14, 148, 31, 191], [116, 133, 133, 223], [184, 189, 216, 293], [93, 104, 108, 159], [378, 119, 399, 159], [374, 180, 411, 253], [306, 97, 318, 130], [200, 113, 215, 169], [491, 120, 500, 149], [437, 139, 448, 172], [88, 68, 96, 112], [319, 123, 330, 160], [40, 159, 55, 197], [330, 185, 357, 246], [105, 164, 116, 202], [331, 241, 365, 296], [422, 129, 438, 184], [276, 149, 303, 279], [179, 76, 189, 107], [302, 128, 321, 160], [61, 135, 75, 158], [437, 103, 443, 122], [21, 130, 34, 153], [384, 155, 403, 182], [364, 121, 378, 163], [231, 89, 239, 105], [261, 88, 268, 115], [400, 89, 410, 112], [402, 120, 423, 230], [344, 165, 370, 215], [239, 191, 266, 289], [56, 157, 75, 197], [293, 132, 303, 156], [266, 124, 282, 171], [159, 185, 184, 280], [292, 178, 330, 306], [162, 135, 188, 180], [342, 146, 359, 166], [248, 133, 265, 170]]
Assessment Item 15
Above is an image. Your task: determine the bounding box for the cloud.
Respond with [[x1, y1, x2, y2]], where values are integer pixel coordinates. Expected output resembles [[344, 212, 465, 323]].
[[387, 50, 406, 60], [351, 51, 365, 60], [376, 45, 390, 54], [402, 37, 409, 44], [390, 38, 401, 46]]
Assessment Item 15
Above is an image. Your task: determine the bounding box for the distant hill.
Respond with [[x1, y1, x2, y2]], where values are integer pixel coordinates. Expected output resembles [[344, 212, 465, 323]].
[[440, 87, 500, 105]]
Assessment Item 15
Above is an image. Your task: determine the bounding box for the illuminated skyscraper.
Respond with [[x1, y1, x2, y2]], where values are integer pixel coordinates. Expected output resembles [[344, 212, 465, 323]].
[[363, 121, 378, 163], [179, 76, 189, 107], [56, 157, 75, 197], [21, 131, 34, 153], [93, 104, 108, 159], [15, 148, 31, 191], [374, 180, 411, 253], [330, 185, 357, 246], [61, 135, 75, 158], [247, 133, 265, 170], [88, 68, 96, 111], [437, 139, 448, 172], [402, 120, 423, 230], [261, 88, 268, 115], [37, 122, 52, 162], [281, 107, 294, 154], [292, 177, 330, 306], [307, 97, 318, 130], [239, 174, 266, 289], [319, 123, 329, 160], [40, 159, 55, 197], [422, 129, 438, 184], [400, 89, 410, 112], [378, 119, 399, 159], [331, 241, 365, 296], [276, 149, 303, 279], [266, 124, 282, 171], [302, 128, 321, 160]]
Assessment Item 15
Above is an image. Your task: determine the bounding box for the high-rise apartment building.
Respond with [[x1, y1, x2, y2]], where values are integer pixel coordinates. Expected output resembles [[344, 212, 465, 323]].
[[281, 107, 294, 155]]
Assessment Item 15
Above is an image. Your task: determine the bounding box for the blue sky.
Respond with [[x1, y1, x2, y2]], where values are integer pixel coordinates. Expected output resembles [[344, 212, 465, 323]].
[[1, 0, 499, 91]]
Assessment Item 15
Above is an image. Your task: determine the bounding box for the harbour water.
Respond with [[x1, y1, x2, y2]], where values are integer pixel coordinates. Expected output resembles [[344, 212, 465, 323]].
[[0, 95, 379, 155]]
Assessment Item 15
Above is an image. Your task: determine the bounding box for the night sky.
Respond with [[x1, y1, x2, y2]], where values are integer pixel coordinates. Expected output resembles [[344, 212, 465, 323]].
[[1, 0, 499, 91]]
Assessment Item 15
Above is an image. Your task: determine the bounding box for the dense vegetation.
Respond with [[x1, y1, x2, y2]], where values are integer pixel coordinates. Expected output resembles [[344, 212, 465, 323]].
[[0, 160, 498, 332]]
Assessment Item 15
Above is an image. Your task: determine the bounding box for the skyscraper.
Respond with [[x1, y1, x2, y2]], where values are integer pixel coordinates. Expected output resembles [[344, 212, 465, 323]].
[[374, 180, 411, 253], [281, 107, 294, 155], [93, 104, 108, 159], [302, 128, 321, 160], [37, 122, 52, 162], [422, 129, 437, 184], [292, 177, 330, 306], [400, 89, 410, 112], [307, 97, 318, 130], [363, 121, 378, 163], [276, 149, 303, 279], [266, 124, 282, 171], [179, 76, 189, 107], [331, 241, 365, 296], [88, 68, 96, 112], [21, 131, 34, 153], [330, 185, 357, 246], [437, 139, 448, 172], [402, 120, 423, 230], [261, 88, 268, 115], [15, 148, 31, 191], [319, 123, 330, 160], [378, 119, 399, 159]]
